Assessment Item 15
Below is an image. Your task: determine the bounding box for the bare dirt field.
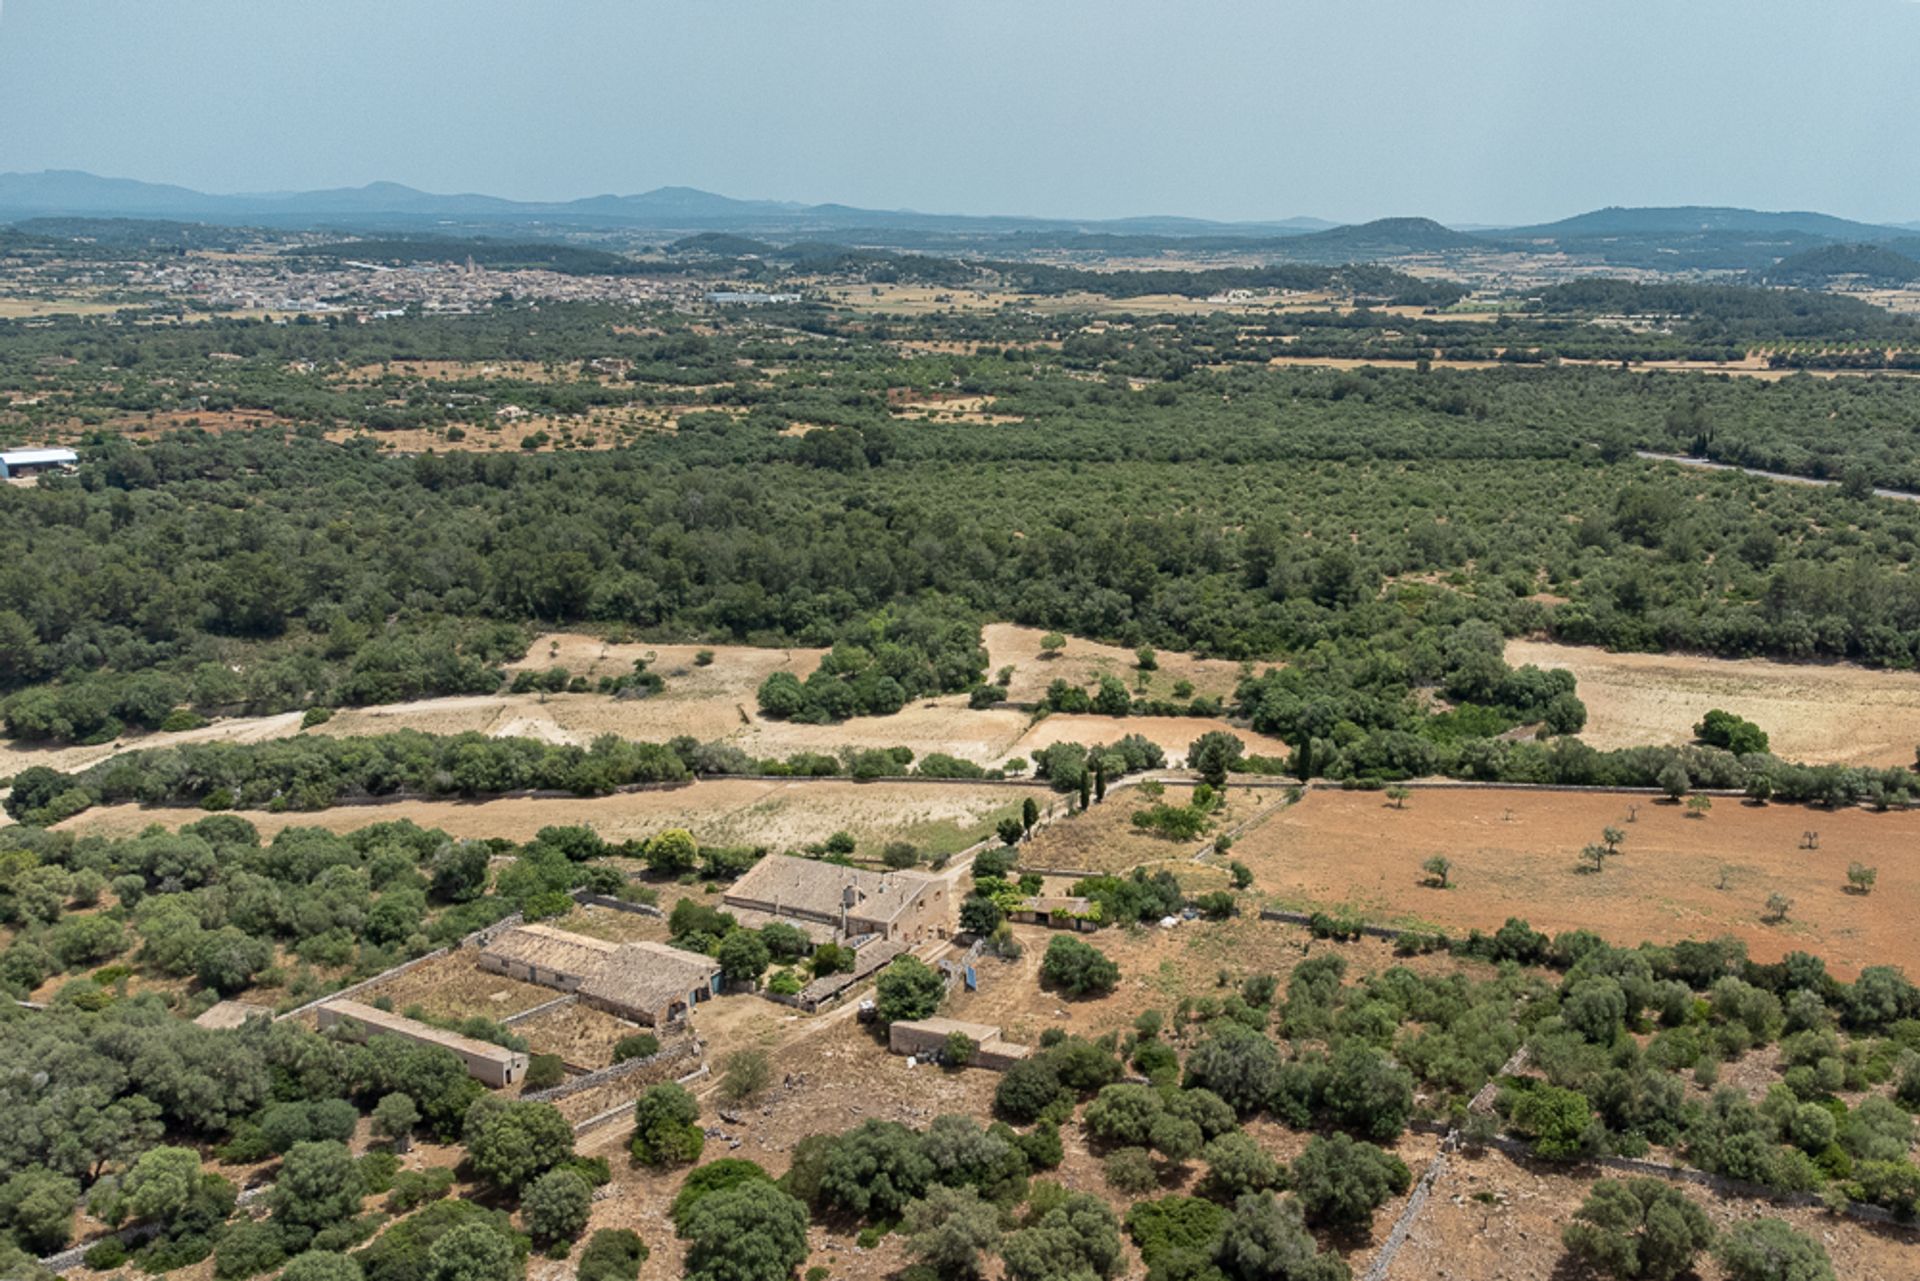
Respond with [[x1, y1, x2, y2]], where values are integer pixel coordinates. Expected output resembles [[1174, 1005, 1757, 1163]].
[[59, 778, 1050, 860], [323, 425, 640, 454], [983, 622, 1249, 705], [1010, 712, 1292, 764], [87, 408, 304, 439], [0, 296, 131, 318], [1384, 1144, 1915, 1281], [1235, 785, 1920, 978], [4, 631, 1280, 786], [888, 392, 1025, 425], [1013, 782, 1283, 878], [946, 916, 1479, 1052], [327, 359, 630, 386], [1507, 638, 1920, 767]]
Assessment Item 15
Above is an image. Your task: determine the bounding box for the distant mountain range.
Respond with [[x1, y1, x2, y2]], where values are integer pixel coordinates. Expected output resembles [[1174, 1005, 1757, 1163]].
[[2, 172, 1918, 274], [0, 169, 1336, 238]]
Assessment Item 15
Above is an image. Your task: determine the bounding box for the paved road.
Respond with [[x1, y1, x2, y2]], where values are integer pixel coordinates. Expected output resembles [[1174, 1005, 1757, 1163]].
[[1636, 451, 1920, 503]]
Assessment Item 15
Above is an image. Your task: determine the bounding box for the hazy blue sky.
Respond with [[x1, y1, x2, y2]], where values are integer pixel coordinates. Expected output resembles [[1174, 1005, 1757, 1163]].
[[2, 0, 1917, 225]]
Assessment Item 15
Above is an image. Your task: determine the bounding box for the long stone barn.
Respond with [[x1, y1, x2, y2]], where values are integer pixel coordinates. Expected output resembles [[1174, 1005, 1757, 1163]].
[[315, 997, 529, 1088], [722, 853, 951, 945], [478, 923, 723, 1027]]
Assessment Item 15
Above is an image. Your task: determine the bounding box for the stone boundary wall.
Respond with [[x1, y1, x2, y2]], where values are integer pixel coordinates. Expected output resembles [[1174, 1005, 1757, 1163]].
[[275, 910, 528, 1023], [570, 1062, 710, 1134], [500, 992, 577, 1027], [1257, 906, 1407, 943], [523, 1036, 699, 1104], [570, 891, 663, 917]]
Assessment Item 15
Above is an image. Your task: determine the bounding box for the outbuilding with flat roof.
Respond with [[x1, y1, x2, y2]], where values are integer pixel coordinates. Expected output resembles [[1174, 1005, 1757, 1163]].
[[0, 447, 78, 480], [315, 998, 529, 1087], [888, 1017, 1030, 1070]]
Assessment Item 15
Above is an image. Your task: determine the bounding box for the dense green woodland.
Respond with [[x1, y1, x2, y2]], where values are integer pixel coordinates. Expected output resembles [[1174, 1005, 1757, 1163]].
[[6, 301, 1920, 780], [11, 366, 1920, 743]]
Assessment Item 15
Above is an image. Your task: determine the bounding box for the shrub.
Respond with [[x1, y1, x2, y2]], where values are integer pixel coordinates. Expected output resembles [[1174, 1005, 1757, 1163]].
[[995, 1057, 1070, 1124], [1212, 1193, 1344, 1281], [1085, 1083, 1164, 1148], [876, 956, 946, 1023], [576, 1230, 648, 1281], [819, 1119, 932, 1220], [1040, 935, 1119, 997], [1000, 1191, 1122, 1281], [1201, 1132, 1280, 1200], [1125, 1195, 1227, 1280], [611, 1033, 661, 1064], [0, 1166, 80, 1254], [522, 1054, 566, 1091], [1696, 709, 1769, 756], [943, 1031, 977, 1067], [1012, 1120, 1064, 1171], [716, 930, 771, 985], [1715, 1218, 1834, 1281], [1509, 1084, 1597, 1160], [84, 1240, 129, 1271], [1322, 1042, 1414, 1141], [1290, 1134, 1411, 1230], [902, 1184, 1001, 1281], [522, 1168, 593, 1244], [281, 1253, 364, 1281], [212, 1219, 285, 1281], [1102, 1147, 1159, 1194], [463, 1100, 573, 1191], [670, 1160, 773, 1234], [387, 1168, 455, 1213], [719, 1049, 772, 1103], [630, 1083, 704, 1167]]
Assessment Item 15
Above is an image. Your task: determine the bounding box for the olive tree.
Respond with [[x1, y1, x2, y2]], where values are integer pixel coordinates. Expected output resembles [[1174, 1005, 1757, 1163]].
[[904, 1185, 1002, 1281], [629, 1083, 704, 1168], [680, 1182, 809, 1281], [1715, 1219, 1834, 1281], [1561, 1179, 1714, 1281], [1290, 1135, 1411, 1230], [521, 1168, 592, 1245]]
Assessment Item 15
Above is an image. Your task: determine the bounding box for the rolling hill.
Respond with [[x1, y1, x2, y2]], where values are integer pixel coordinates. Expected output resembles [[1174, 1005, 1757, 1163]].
[[1498, 205, 1904, 241], [1761, 242, 1920, 288]]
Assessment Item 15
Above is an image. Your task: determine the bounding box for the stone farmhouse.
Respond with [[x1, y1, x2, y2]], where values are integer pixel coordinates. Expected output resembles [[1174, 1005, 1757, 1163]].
[[478, 923, 722, 1027], [722, 853, 951, 945]]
